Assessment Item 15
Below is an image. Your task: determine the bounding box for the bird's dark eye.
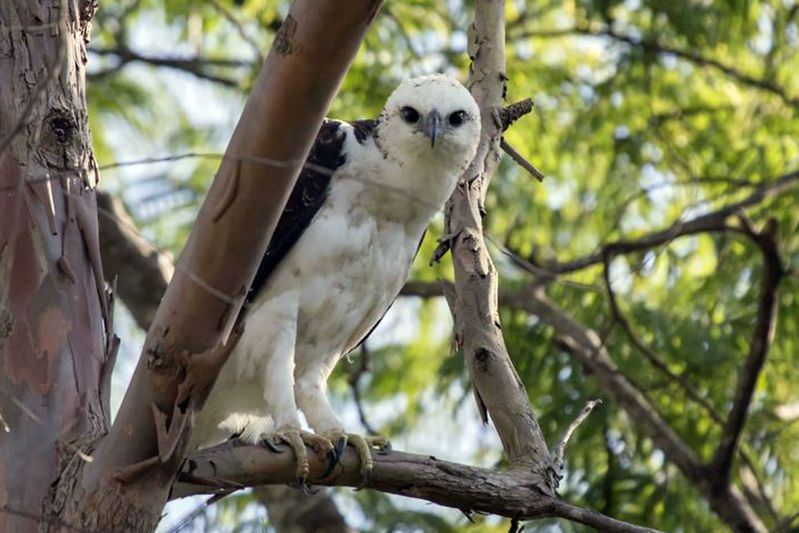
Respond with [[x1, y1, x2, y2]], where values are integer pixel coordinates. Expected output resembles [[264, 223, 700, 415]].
[[448, 110, 466, 127], [400, 106, 420, 124]]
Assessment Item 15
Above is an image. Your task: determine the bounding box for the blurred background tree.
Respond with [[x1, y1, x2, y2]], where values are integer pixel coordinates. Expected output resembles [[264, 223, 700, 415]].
[[88, 0, 799, 531]]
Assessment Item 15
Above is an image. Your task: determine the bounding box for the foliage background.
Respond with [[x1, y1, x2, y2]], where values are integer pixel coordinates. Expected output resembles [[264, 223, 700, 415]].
[[88, 0, 799, 531]]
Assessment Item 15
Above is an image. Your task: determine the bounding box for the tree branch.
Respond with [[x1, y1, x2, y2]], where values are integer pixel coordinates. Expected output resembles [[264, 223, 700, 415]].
[[513, 289, 705, 471], [542, 169, 799, 276], [207, 0, 264, 62], [498, 98, 534, 130], [496, 97, 545, 180], [500, 138, 544, 181], [510, 289, 768, 533], [349, 344, 379, 435], [96, 191, 173, 331], [710, 220, 784, 485], [551, 399, 602, 473], [589, 26, 799, 109], [440, 0, 553, 486], [173, 442, 662, 533], [549, 499, 661, 533], [599, 214, 786, 513], [88, 46, 253, 86]]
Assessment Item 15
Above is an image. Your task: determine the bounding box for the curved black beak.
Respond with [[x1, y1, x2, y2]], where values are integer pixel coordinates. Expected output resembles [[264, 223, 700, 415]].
[[422, 109, 442, 148]]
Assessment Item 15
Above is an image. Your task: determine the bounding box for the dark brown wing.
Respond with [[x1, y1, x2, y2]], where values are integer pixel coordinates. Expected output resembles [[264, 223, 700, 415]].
[[246, 116, 398, 342], [350, 118, 378, 145], [246, 119, 348, 303]]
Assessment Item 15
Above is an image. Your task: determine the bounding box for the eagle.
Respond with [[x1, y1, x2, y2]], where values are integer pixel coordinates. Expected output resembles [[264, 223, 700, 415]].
[[192, 74, 481, 483]]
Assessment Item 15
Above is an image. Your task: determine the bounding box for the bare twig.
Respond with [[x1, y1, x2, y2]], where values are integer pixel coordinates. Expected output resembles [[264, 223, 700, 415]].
[[399, 280, 452, 299], [550, 500, 661, 533], [92, 151, 443, 212], [607, 174, 762, 235], [349, 344, 378, 435], [498, 98, 534, 130], [383, 7, 422, 58], [89, 47, 251, 68], [88, 46, 252, 86], [493, 98, 545, 181], [500, 138, 544, 181], [739, 454, 782, 526], [586, 26, 799, 109], [484, 234, 600, 292], [163, 497, 215, 533], [551, 399, 602, 473]]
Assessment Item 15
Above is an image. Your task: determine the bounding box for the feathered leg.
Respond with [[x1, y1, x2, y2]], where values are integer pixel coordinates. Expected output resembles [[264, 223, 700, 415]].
[[256, 294, 334, 484], [295, 362, 388, 483]]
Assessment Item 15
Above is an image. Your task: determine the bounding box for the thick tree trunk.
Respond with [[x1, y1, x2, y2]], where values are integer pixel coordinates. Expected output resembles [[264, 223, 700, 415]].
[[0, 1, 108, 532]]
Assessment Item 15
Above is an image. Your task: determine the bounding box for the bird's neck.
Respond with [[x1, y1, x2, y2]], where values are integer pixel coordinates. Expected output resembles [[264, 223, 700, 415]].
[[337, 135, 461, 227], [361, 159, 457, 227]]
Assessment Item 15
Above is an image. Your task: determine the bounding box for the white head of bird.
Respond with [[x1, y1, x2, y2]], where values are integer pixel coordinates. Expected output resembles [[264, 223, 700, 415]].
[[368, 74, 481, 217], [380, 74, 481, 162]]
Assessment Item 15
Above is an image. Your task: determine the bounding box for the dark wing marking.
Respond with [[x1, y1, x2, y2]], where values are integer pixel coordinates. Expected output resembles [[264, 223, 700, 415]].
[[350, 118, 378, 145], [246, 119, 347, 303], [347, 230, 427, 352]]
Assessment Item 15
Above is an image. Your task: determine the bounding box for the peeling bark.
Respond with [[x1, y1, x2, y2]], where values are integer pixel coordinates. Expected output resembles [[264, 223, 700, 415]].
[[0, 1, 107, 532]]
